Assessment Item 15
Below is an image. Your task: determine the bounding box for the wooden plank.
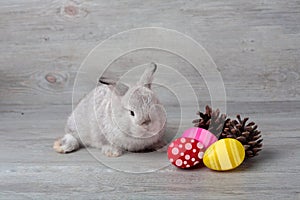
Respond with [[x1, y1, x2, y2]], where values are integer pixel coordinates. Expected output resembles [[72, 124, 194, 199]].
[[0, 102, 299, 199], [1, 0, 300, 105], [1, 0, 300, 199]]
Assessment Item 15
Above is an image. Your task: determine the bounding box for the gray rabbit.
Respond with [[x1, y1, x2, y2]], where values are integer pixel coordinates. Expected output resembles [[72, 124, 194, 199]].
[[53, 63, 166, 157]]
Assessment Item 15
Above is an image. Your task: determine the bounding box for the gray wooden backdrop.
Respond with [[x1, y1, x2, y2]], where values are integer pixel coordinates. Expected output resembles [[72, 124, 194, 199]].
[[0, 0, 299, 199]]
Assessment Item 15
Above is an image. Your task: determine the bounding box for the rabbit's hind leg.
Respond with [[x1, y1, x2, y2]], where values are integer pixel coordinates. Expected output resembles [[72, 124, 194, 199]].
[[53, 134, 80, 153]]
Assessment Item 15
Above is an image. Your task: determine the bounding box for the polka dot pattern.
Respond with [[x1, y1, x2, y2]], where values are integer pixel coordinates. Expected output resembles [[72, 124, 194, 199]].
[[167, 137, 205, 169], [185, 143, 192, 150], [198, 152, 204, 159], [172, 148, 179, 155], [185, 154, 190, 160]]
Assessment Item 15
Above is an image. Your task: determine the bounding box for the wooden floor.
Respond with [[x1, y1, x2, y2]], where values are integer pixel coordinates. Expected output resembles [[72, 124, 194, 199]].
[[1, 0, 300, 199]]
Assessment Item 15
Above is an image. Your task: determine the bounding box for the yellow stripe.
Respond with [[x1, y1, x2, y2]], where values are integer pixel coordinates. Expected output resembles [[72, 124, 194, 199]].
[[231, 139, 242, 165], [204, 145, 220, 170], [235, 140, 245, 162], [212, 149, 221, 170], [205, 156, 214, 169], [204, 148, 215, 170], [215, 140, 232, 170], [225, 139, 237, 167]]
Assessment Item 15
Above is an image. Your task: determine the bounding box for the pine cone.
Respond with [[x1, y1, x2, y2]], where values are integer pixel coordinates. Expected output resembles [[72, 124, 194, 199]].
[[220, 115, 263, 158], [192, 105, 227, 137]]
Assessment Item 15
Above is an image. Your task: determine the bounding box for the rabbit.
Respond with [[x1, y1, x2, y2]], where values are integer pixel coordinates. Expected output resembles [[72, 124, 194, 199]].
[[53, 63, 167, 157]]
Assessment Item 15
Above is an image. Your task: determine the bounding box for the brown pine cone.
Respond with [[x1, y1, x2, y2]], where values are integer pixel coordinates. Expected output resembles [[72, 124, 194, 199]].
[[220, 115, 263, 158], [192, 105, 227, 137]]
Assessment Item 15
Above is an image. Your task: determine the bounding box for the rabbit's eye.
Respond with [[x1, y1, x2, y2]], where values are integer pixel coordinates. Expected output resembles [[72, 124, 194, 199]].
[[130, 110, 135, 116]]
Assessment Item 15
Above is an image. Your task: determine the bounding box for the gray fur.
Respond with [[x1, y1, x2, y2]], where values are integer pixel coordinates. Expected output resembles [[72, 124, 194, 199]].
[[53, 63, 166, 157]]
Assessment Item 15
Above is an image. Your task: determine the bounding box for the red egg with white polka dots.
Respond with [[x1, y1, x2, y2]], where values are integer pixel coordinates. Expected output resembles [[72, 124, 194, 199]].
[[167, 137, 205, 169]]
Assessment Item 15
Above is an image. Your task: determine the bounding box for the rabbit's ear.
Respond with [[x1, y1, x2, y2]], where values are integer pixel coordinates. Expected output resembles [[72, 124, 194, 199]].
[[99, 76, 129, 96], [137, 62, 157, 89], [99, 76, 118, 85]]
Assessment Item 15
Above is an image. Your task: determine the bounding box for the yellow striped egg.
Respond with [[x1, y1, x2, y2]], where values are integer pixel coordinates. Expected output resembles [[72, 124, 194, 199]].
[[203, 138, 245, 171]]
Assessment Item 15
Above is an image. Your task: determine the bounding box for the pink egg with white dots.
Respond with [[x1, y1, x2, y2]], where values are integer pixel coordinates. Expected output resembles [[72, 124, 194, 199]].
[[167, 137, 205, 169]]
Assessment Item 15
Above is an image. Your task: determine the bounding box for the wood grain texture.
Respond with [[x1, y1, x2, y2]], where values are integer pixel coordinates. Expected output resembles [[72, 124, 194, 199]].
[[0, 0, 300, 105], [0, 0, 300, 199], [0, 102, 299, 199]]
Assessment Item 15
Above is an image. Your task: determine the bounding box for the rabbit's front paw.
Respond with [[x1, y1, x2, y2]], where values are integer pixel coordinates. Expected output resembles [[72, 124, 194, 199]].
[[53, 134, 80, 154], [102, 145, 123, 157], [53, 138, 65, 153]]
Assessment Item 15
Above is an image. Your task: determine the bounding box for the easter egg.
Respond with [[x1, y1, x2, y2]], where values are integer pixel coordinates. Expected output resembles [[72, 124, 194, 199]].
[[203, 138, 245, 171], [168, 137, 205, 169], [182, 127, 218, 149]]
